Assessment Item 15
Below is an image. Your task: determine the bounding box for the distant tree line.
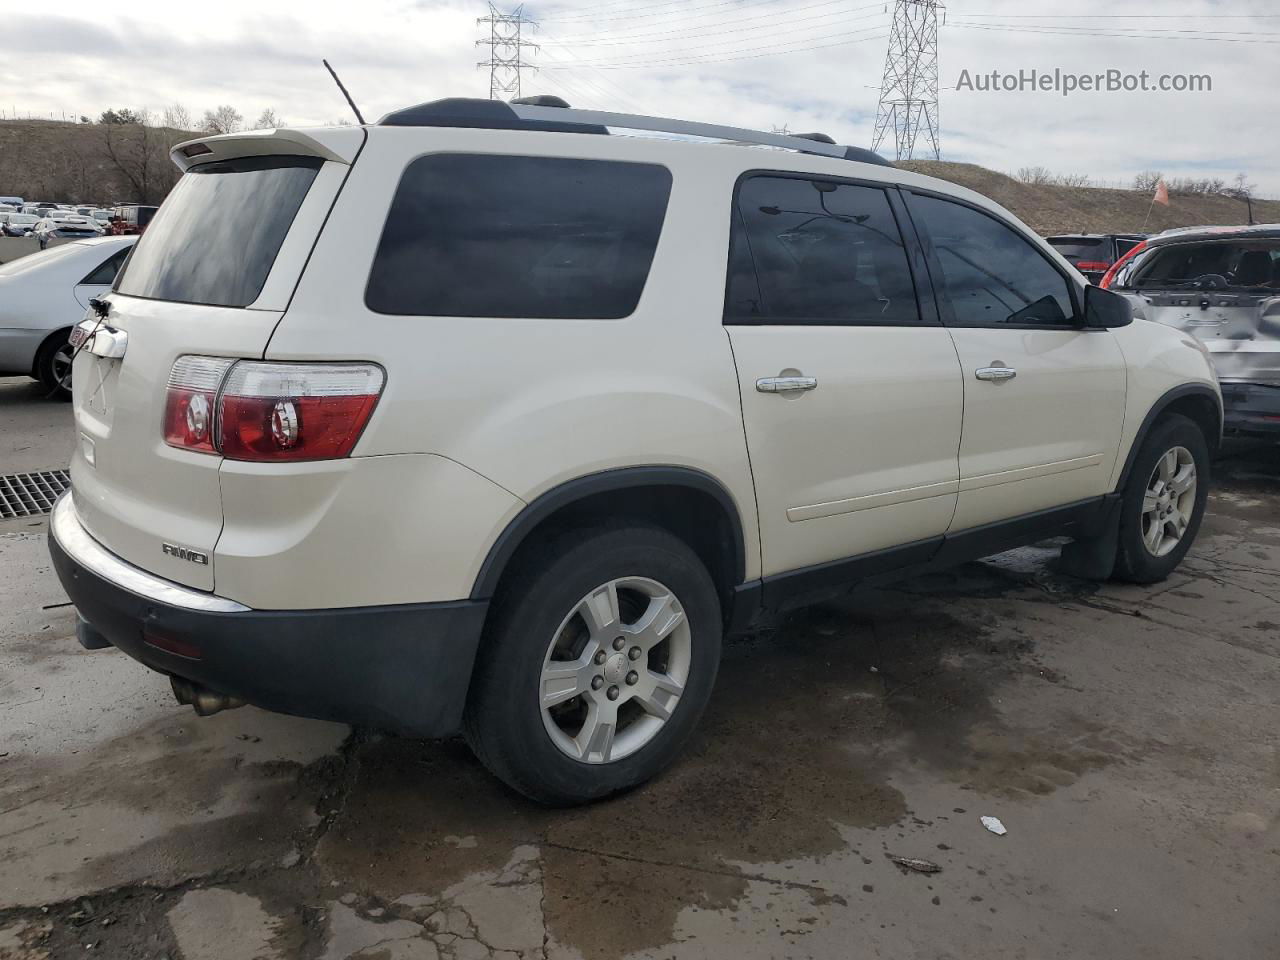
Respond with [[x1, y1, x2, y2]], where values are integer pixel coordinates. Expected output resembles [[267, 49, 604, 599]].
[[1014, 166, 1258, 201]]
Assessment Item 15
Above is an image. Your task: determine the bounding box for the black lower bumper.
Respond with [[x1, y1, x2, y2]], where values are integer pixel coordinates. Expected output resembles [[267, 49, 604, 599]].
[[1221, 382, 1280, 436], [48, 527, 488, 737]]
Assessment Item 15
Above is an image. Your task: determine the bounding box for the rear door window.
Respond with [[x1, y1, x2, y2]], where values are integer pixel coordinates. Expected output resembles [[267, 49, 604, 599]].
[[911, 195, 1076, 326], [115, 156, 321, 307], [725, 174, 920, 325], [366, 154, 672, 319]]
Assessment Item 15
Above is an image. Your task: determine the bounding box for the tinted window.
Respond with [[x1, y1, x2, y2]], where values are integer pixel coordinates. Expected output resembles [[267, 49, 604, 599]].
[[1047, 237, 1110, 262], [366, 154, 672, 319], [912, 195, 1075, 326], [116, 156, 320, 307], [81, 247, 131, 285], [725, 175, 918, 325]]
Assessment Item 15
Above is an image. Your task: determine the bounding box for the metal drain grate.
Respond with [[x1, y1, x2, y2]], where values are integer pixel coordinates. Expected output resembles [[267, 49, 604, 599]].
[[0, 470, 71, 519]]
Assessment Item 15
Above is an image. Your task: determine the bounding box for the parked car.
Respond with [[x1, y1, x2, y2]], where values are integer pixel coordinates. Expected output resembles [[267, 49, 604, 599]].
[[89, 208, 113, 224], [0, 195, 24, 209], [1046, 233, 1147, 284], [48, 98, 1220, 805], [1108, 224, 1279, 436], [33, 214, 104, 241], [0, 211, 40, 236], [108, 204, 158, 235], [0, 236, 136, 398]]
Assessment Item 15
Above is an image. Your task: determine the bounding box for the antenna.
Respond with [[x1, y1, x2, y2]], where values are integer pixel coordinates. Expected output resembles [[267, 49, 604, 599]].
[[323, 59, 366, 125], [872, 0, 943, 161]]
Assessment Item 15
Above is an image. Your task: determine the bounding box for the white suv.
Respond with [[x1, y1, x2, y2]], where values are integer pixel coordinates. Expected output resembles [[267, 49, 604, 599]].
[[49, 98, 1221, 804]]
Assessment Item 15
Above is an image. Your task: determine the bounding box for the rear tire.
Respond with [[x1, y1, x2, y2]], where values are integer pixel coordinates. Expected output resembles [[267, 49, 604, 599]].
[[35, 331, 74, 401], [465, 524, 721, 805], [1113, 413, 1210, 583]]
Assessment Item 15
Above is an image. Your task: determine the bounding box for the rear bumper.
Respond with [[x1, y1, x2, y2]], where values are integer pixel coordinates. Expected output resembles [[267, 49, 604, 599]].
[[1220, 382, 1280, 436], [47, 494, 488, 737]]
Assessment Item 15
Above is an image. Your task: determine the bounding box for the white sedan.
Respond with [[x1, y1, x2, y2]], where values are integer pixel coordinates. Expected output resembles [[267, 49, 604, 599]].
[[0, 236, 136, 399]]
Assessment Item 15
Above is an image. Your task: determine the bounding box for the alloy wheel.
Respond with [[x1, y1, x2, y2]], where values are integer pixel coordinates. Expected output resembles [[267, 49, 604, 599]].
[[539, 576, 691, 764], [1141, 445, 1197, 557], [51, 341, 75, 392]]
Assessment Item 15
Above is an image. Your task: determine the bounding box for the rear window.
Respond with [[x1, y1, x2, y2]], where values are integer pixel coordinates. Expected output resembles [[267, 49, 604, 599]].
[[116, 156, 321, 307], [1133, 240, 1280, 291], [1046, 237, 1109, 261], [366, 154, 672, 319]]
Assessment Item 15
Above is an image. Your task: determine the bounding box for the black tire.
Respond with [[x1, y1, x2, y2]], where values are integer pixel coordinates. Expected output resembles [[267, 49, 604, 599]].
[[1113, 413, 1210, 583], [34, 330, 74, 401], [464, 523, 722, 805]]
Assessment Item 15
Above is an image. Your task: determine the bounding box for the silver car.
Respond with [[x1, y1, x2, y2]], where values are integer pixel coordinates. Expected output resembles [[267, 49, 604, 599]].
[[1111, 224, 1280, 436]]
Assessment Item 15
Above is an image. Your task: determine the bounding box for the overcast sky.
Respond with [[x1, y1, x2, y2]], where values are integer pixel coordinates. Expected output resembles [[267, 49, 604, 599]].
[[3, 0, 1277, 193]]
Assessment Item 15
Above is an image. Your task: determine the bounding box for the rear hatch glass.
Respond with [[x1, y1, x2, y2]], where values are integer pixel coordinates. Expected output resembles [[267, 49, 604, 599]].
[[1047, 237, 1111, 264], [116, 156, 321, 307]]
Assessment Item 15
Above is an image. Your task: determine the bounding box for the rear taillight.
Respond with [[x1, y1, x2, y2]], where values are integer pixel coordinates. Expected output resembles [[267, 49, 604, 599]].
[[164, 356, 234, 453], [163, 358, 385, 462], [1099, 241, 1148, 290], [1075, 261, 1112, 273]]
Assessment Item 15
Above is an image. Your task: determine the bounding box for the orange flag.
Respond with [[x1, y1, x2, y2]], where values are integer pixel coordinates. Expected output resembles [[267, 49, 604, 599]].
[[1153, 180, 1170, 206]]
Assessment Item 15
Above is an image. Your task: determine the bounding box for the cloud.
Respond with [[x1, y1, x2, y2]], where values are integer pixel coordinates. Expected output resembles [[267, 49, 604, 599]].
[[5, 0, 1277, 193]]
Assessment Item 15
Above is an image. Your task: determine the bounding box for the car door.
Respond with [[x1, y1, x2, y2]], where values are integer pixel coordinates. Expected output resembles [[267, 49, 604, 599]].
[[902, 191, 1127, 533], [723, 173, 964, 598], [72, 245, 131, 309]]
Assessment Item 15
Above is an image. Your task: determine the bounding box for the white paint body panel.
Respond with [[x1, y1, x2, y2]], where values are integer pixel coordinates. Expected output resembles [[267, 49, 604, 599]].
[[64, 118, 1220, 611]]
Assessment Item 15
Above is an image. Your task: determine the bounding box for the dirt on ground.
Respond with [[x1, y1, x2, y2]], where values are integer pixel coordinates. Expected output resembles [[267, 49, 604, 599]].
[[1, 378, 1278, 959]]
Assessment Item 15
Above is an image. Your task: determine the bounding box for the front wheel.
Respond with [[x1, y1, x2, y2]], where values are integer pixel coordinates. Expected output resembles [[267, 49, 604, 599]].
[[465, 524, 722, 805], [1113, 413, 1210, 583]]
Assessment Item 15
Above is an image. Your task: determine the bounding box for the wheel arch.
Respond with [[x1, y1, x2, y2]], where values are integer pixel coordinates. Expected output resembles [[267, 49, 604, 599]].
[[1115, 384, 1222, 492], [469, 466, 748, 619]]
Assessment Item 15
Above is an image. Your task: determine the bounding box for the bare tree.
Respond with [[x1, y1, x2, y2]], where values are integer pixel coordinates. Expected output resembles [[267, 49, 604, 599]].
[[1054, 173, 1093, 188], [162, 103, 194, 131], [1228, 172, 1256, 200], [98, 110, 183, 205], [201, 105, 244, 135], [253, 108, 282, 130], [1015, 166, 1054, 185], [1133, 170, 1164, 192]]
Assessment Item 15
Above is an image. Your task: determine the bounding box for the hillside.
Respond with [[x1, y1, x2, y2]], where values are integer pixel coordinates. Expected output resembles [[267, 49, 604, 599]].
[[897, 160, 1277, 236], [0, 119, 197, 206]]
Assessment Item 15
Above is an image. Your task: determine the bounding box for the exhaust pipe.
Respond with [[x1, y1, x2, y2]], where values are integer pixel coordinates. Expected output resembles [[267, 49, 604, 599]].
[[170, 676, 246, 717]]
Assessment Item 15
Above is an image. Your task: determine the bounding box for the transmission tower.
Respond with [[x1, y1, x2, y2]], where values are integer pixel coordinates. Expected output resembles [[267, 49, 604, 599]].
[[477, 4, 538, 101], [872, 0, 943, 161]]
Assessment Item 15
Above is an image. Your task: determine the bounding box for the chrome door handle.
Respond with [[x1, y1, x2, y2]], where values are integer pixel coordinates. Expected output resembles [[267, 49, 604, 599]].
[[975, 366, 1016, 382], [756, 376, 818, 394]]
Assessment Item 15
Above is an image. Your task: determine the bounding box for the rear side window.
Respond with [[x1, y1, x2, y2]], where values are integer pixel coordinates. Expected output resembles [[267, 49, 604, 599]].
[[725, 175, 920, 325], [910, 195, 1076, 326], [116, 156, 321, 307], [366, 154, 672, 319], [81, 247, 131, 285]]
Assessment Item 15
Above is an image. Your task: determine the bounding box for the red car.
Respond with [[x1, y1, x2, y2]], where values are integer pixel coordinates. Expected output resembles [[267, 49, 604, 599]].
[[109, 204, 158, 236]]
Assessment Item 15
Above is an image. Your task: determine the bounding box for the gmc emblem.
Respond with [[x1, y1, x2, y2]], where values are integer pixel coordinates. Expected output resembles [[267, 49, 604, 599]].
[[162, 543, 209, 565]]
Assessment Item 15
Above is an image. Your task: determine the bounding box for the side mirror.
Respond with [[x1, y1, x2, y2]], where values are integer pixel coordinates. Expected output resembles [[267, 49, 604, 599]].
[[1083, 284, 1133, 329]]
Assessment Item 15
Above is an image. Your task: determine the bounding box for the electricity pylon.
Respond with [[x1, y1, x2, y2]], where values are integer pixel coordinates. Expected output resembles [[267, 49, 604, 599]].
[[477, 4, 538, 101], [872, 0, 943, 161]]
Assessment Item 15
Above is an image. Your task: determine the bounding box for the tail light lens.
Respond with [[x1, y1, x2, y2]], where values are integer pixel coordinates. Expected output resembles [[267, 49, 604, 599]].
[[1075, 260, 1112, 273], [1099, 241, 1148, 290], [220, 362, 385, 462], [164, 356, 234, 453], [163, 358, 385, 462]]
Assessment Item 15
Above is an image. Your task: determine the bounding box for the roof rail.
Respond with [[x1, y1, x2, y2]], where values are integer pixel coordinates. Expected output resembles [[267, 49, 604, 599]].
[[377, 98, 892, 168]]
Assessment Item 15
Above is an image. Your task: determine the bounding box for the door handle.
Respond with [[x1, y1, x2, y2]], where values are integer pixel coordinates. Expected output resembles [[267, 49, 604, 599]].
[[756, 376, 818, 394], [975, 366, 1016, 383]]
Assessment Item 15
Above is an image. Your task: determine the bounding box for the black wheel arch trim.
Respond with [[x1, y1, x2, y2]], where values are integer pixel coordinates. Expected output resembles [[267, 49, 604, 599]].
[[469, 466, 749, 601], [1115, 383, 1222, 492]]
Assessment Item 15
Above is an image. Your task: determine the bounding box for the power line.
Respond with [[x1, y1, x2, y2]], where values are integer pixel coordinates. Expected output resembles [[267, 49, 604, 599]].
[[948, 21, 1280, 44], [545, 0, 806, 28], [543, 0, 883, 45], [535, 36, 652, 112], [477, 3, 539, 100], [538, 26, 890, 69], [873, 0, 943, 161], [958, 11, 1280, 18]]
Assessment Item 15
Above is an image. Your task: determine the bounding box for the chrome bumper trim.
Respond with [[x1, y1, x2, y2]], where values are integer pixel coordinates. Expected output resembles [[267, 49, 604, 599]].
[[50, 494, 251, 613]]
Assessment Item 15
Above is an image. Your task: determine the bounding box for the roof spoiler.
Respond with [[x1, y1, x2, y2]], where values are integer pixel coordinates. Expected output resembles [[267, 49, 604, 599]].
[[169, 127, 365, 171]]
